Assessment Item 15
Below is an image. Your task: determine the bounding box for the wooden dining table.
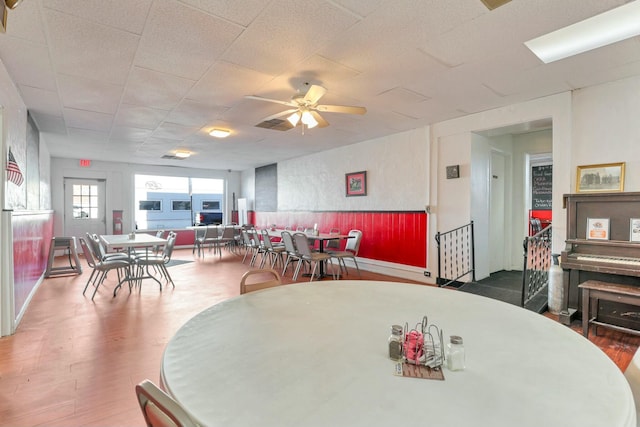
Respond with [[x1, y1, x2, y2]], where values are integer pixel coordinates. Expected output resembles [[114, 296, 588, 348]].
[[160, 281, 636, 427], [99, 233, 167, 296]]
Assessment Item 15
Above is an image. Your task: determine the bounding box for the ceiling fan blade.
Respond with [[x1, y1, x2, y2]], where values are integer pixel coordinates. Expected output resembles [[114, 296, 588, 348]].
[[316, 104, 367, 115], [259, 108, 299, 123], [311, 111, 329, 128], [245, 95, 296, 108], [303, 85, 327, 105]]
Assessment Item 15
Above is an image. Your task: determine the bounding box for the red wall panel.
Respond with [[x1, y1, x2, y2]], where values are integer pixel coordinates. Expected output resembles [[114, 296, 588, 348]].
[[251, 211, 427, 268]]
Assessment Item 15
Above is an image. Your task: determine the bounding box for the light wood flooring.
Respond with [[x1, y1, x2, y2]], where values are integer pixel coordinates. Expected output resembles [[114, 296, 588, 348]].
[[0, 246, 639, 426]]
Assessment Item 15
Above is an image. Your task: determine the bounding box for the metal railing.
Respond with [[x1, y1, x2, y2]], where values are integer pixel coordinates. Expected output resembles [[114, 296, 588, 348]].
[[521, 225, 552, 308], [435, 221, 475, 287]]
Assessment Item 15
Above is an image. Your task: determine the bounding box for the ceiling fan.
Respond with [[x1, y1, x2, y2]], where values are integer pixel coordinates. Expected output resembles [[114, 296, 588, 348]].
[[245, 84, 366, 131]]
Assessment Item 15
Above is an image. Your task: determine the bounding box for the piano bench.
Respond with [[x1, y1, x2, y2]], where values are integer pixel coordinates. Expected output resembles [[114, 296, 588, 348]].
[[579, 280, 640, 339]]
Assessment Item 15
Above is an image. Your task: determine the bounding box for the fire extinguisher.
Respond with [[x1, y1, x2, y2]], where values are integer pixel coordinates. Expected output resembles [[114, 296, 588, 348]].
[[114, 218, 122, 234]]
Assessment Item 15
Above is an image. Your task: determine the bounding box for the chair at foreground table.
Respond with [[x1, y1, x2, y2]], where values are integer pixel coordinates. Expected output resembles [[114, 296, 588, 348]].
[[133, 231, 177, 290], [328, 229, 363, 277], [293, 232, 336, 281], [240, 268, 283, 295], [135, 379, 199, 427], [79, 237, 131, 301]]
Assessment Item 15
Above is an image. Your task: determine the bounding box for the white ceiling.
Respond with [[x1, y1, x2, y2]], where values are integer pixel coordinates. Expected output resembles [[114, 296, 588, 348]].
[[0, 0, 638, 171]]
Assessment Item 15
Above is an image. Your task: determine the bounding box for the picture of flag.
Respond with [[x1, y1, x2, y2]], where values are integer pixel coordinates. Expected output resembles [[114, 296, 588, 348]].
[[7, 147, 24, 186]]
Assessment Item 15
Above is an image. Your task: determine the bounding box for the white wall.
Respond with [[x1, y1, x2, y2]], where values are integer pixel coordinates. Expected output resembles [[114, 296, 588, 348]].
[[49, 157, 241, 236], [572, 75, 640, 191], [278, 128, 429, 211]]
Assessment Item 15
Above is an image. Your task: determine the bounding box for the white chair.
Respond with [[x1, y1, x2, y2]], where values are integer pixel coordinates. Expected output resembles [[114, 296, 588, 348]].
[[240, 268, 283, 295], [328, 229, 363, 277], [135, 379, 198, 427]]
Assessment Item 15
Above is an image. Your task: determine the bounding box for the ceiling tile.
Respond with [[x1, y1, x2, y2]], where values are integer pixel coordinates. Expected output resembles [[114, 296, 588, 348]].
[[114, 104, 169, 130], [57, 74, 123, 114], [180, 0, 270, 27], [63, 108, 113, 132], [122, 67, 195, 111], [18, 85, 62, 117], [136, 0, 243, 80], [43, 8, 139, 85], [0, 38, 56, 90], [43, 0, 152, 34]]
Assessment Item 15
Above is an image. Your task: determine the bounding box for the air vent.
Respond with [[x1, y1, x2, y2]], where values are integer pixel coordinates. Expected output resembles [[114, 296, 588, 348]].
[[480, 0, 511, 10], [255, 118, 294, 131], [161, 155, 186, 160]]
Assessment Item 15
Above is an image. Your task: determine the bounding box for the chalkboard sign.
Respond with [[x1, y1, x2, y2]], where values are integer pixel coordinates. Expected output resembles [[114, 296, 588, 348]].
[[532, 165, 552, 210], [255, 163, 277, 212]]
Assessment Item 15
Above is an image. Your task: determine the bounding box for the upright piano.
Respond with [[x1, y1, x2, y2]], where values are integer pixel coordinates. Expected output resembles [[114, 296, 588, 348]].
[[560, 192, 640, 328]]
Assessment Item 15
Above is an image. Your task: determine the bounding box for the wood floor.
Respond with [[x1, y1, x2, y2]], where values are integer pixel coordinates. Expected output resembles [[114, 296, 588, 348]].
[[0, 246, 639, 426]]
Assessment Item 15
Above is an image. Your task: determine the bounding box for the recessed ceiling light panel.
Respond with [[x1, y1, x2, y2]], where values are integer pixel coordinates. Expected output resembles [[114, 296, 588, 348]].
[[209, 129, 231, 138], [525, 1, 640, 63]]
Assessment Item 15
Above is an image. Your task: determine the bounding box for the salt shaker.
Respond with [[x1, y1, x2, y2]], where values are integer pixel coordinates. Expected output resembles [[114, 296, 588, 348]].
[[446, 335, 465, 371], [388, 325, 403, 361]]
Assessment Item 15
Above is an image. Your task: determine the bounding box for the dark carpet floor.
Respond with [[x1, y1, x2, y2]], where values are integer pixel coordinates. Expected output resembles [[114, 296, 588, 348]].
[[458, 270, 548, 312]]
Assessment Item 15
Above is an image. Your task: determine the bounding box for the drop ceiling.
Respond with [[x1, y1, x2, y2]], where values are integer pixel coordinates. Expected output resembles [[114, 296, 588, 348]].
[[0, 0, 638, 171]]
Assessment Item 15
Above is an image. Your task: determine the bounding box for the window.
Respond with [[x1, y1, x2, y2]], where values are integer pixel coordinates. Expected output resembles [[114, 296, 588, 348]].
[[139, 200, 162, 211], [201, 200, 220, 210], [134, 174, 224, 230], [72, 184, 98, 219], [172, 200, 191, 211]]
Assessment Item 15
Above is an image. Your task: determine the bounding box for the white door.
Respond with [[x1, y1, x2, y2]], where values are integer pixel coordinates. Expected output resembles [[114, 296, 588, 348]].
[[489, 152, 506, 273], [64, 178, 106, 245]]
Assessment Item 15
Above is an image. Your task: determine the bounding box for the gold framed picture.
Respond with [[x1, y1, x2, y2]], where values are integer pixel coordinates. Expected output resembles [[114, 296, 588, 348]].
[[576, 162, 624, 193]]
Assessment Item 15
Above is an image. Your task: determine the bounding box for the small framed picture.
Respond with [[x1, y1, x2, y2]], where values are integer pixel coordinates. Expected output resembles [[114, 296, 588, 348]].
[[576, 162, 625, 193], [586, 218, 610, 240], [345, 171, 367, 197], [630, 219, 640, 242]]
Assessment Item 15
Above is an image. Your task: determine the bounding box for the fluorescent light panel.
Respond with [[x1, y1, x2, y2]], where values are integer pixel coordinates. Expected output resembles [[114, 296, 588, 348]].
[[525, 1, 640, 63]]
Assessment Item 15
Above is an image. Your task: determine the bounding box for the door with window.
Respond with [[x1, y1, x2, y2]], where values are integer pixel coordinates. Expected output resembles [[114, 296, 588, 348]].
[[64, 178, 106, 244]]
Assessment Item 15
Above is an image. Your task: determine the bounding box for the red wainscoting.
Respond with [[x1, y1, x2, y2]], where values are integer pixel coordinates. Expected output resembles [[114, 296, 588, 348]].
[[12, 211, 54, 318], [251, 211, 427, 268]]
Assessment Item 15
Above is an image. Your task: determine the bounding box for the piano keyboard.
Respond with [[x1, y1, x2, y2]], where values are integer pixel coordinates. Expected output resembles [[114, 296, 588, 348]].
[[576, 255, 640, 266]]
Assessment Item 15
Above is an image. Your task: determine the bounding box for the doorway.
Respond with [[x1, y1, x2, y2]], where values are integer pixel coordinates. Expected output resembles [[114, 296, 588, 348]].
[[64, 178, 106, 243]]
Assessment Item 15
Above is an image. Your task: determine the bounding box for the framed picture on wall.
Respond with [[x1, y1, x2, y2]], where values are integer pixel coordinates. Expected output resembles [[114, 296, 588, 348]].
[[345, 171, 367, 197], [576, 162, 625, 193]]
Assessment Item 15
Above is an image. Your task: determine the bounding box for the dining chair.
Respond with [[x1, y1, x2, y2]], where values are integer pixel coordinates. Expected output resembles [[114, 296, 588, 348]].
[[86, 232, 131, 262], [293, 232, 335, 281], [135, 379, 198, 427], [281, 231, 303, 277], [134, 231, 177, 289], [152, 229, 166, 254], [241, 229, 265, 266], [328, 229, 363, 277], [260, 229, 286, 269], [202, 226, 221, 256], [325, 228, 341, 251], [192, 226, 206, 257], [79, 237, 131, 300], [240, 268, 283, 294]]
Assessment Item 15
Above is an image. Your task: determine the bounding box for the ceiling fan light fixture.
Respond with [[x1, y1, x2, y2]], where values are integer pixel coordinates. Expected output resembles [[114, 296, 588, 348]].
[[301, 111, 318, 129], [287, 112, 300, 127], [209, 128, 230, 138], [524, 1, 640, 63]]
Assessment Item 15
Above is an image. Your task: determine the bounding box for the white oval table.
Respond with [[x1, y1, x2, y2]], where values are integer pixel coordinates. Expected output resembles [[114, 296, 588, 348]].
[[161, 281, 636, 427]]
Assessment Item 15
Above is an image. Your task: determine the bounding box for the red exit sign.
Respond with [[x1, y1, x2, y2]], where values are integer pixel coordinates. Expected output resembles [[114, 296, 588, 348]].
[[79, 159, 91, 167]]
